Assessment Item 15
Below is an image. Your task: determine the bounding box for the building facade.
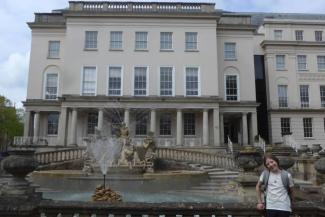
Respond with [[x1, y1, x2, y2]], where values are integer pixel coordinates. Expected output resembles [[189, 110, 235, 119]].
[[22, 1, 325, 149]]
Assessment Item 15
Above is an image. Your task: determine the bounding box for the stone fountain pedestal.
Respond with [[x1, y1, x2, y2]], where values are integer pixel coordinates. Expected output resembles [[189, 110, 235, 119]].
[[0, 148, 41, 200], [315, 151, 325, 192], [235, 146, 263, 203]]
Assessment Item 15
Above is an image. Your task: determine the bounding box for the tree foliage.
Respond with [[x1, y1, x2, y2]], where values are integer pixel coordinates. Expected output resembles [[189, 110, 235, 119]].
[[0, 95, 24, 149]]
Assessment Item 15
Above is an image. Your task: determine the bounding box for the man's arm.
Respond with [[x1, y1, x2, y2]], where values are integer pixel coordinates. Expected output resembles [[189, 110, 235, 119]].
[[256, 181, 265, 210], [288, 187, 294, 203]]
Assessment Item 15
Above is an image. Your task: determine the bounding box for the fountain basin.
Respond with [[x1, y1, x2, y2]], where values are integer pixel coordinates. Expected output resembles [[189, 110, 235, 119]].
[[29, 170, 238, 203]]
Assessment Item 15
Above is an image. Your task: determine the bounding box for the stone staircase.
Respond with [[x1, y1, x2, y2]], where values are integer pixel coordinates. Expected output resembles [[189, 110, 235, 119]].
[[177, 163, 240, 195]]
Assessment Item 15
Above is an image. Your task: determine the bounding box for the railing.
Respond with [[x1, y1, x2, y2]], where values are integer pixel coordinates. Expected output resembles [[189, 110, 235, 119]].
[[13, 136, 57, 146], [35, 148, 84, 165], [157, 147, 237, 170], [70, 2, 214, 13], [36, 201, 325, 217]]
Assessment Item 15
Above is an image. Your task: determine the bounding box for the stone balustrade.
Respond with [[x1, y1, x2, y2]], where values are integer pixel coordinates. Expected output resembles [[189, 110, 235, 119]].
[[157, 147, 237, 170], [69, 1, 215, 13], [35, 148, 84, 165], [14, 136, 57, 146]]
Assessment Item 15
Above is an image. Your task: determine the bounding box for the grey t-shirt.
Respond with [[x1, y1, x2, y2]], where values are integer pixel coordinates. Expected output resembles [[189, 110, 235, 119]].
[[259, 170, 294, 212]]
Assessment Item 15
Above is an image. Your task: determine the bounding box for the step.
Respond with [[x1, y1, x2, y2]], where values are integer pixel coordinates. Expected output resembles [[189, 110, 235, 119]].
[[191, 186, 226, 191], [200, 165, 214, 170], [208, 171, 239, 176], [209, 175, 238, 179], [205, 168, 225, 172], [200, 182, 228, 186], [188, 163, 201, 168], [176, 189, 225, 195]]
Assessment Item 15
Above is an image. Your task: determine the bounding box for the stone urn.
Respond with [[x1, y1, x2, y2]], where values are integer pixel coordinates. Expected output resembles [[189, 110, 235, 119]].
[[236, 146, 263, 173], [235, 146, 263, 203], [298, 144, 310, 155], [269, 144, 296, 170], [0, 149, 39, 199], [315, 151, 325, 182], [311, 144, 322, 154]]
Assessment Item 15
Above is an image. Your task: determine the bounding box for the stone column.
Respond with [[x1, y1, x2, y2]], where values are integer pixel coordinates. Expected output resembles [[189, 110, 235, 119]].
[[220, 113, 224, 145], [176, 109, 183, 146], [23, 111, 31, 137], [33, 112, 40, 143], [250, 111, 258, 144], [98, 108, 104, 131], [213, 108, 220, 146], [150, 109, 156, 134], [70, 108, 78, 145], [202, 109, 209, 146], [58, 107, 68, 146], [124, 108, 130, 127], [242, 112, 248, 145]]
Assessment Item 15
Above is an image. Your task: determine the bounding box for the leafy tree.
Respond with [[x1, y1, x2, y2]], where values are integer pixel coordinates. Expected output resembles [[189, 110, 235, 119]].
[[0, 95, 24, 150]]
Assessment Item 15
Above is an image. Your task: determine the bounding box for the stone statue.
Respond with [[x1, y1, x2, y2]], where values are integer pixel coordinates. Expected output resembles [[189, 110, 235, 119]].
[[143, 132, 156, 173], [117, 124, 135, 168]]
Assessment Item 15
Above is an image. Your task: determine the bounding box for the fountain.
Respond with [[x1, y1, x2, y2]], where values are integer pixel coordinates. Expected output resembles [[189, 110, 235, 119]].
[[81, 117, 157, 202]]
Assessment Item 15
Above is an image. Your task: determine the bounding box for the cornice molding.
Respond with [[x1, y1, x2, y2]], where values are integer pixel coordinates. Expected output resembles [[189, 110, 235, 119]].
[[261, 40, 325, 48], [269, 108, 325, 113], [217, 24, 257, 32]]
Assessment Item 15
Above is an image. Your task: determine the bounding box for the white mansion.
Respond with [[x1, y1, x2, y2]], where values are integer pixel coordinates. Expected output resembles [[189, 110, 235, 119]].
[[22, 1, 325, 149]]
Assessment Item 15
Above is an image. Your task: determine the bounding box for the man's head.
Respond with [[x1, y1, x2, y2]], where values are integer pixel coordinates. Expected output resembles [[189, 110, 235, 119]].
[[264, 153, 280, 172]]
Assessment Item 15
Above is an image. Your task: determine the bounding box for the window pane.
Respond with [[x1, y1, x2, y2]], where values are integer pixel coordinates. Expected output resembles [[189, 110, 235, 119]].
[[111, 110, 123, 136], [108, 67, 122, 96], [160, 113, 171, 135], [184, 113, 195, 136], [276, 55, 285, 70], [185, 32, 197, 50], [87, 113, 98, 134], [280, 118, 291, 136], [320, 86, 325, 107], [110, 31, 123, 49], [47, 113, 59, 135], [317, 56, 325, 70], [274, 30, 282, 40], [160, 32, 172, 50], [134, 67, 147, 96], [224, 43, 236, 60], [278, 85, 288, 108], [186, 67, 199, 96], [300, 85, 309, 108], [303, 118, 313, 138], [45, 73, 58, 99], [315, 31, 323, 41], [160, 67, 173, 96], [85, 31, 98, 49], [135, 32, 148, 50], [48, 41, 60, 58], [135, 112, 148, 135], [82, 67, 96, 96], [226, 75, 238, 101], [297, 55, 307, 70], [295, 30, 303, 41]]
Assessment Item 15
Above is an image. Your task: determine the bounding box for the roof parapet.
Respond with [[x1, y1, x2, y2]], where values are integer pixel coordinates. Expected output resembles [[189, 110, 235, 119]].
[[68, 1, 216, 14]]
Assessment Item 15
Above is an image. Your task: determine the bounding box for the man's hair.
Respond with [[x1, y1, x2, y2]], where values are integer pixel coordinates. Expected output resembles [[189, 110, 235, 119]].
[[263, 153, 280, 168]]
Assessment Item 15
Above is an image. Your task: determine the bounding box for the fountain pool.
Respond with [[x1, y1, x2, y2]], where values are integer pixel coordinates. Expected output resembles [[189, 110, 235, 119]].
[[30, 171, 241, 203]]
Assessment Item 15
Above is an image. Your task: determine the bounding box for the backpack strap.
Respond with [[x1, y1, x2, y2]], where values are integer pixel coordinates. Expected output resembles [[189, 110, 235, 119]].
[[262, 169, 270, 191], [280, 170, 290, 192]]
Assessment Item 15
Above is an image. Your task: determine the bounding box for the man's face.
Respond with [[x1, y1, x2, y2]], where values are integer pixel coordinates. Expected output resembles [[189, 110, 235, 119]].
[[265, 158, 279, 172]]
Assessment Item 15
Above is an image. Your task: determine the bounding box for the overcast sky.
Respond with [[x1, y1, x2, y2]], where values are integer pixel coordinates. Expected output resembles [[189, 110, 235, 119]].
[[2, 0, 325, 108]]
